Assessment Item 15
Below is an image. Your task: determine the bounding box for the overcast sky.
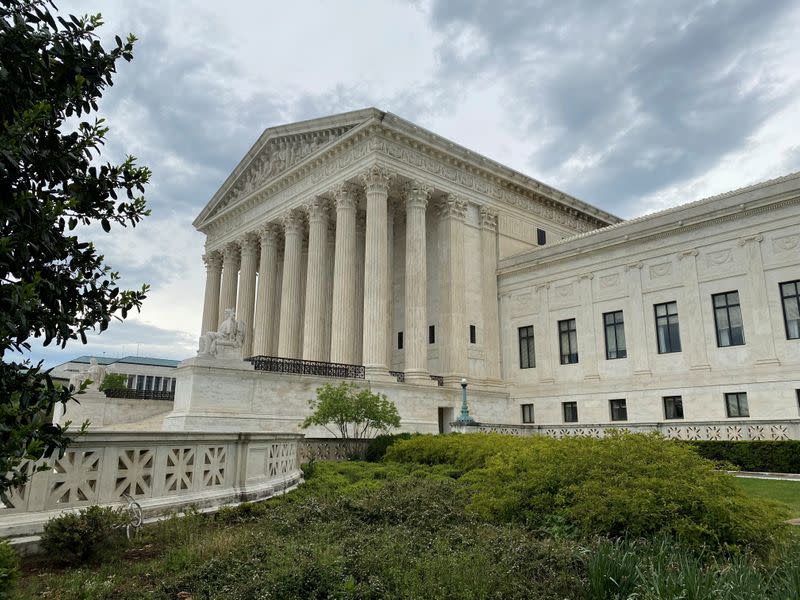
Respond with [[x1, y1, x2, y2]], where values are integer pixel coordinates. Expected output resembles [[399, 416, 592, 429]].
[[22, 0, 800, 368]]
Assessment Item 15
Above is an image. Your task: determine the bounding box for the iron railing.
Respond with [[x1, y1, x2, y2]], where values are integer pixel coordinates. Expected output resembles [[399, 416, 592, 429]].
[[248, 356, 365, 379], [104, 388, 175, 401], [389, 370, 405, 383]]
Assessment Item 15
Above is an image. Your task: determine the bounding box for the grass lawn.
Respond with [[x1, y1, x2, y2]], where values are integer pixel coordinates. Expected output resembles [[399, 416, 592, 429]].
[[735, 477, 800, 518]]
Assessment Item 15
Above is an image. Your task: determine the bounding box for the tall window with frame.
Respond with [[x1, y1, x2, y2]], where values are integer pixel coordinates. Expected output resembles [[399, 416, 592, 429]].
[[518, 325, 535, 369], [663, 396, 684, 419], [654, 301, 681, 353], [603, 310, 626, 359], [521, 403, 534, 423], [609, 399, 627, 421], [713, 291, 745, 347], [558, 318, 578, 364], [562, 401, 578, 423], [781, 280, 800, 339], [725, 392, 749, 418]]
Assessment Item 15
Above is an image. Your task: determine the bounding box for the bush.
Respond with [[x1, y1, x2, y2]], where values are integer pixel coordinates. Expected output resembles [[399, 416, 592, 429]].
[[0, 539, 20, 600], [98, 372, 128, 391], [688, 441, 800, 474], [40, 505, 129, 565], [364, 432, 418, 462]]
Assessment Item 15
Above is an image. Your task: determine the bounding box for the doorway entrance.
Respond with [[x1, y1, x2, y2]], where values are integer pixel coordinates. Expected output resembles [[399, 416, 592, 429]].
[[438, 407, 454, 434]]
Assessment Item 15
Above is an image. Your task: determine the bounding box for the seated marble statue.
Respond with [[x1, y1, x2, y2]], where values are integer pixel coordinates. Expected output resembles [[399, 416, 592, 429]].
[[198, 308, 245, 358], [68, 357, 106, 390]]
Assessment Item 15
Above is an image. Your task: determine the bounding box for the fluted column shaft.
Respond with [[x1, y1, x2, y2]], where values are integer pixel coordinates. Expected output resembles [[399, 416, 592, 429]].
[[360, 166, 394, 377], [278, 214, 305, 358], [253, 224, 281, 356], [303, 199, 330, 361], [200, 251, 223, 335], [439, 195, 468, 385], [235, 234, 259, 357], [353, 212, 366, 363], [479, 207, 501, 380], [218, 242, 240, 326], [404, 182, 431, 381], [330, 185, 358, 363]]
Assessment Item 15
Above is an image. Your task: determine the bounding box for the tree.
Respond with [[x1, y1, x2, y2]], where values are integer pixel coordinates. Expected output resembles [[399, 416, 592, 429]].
[[302, 382, 401, 458], [0, 0, 150, 499], [97, 372, 126, 391]]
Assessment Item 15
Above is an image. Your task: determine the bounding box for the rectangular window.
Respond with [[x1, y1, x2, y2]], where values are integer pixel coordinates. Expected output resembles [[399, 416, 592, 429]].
[[521, 403, 535, 423], [429, 325, 435, 344], [725, 392, 749, 418], [469, 324, 477, 344], [397, 331, 404, 350], [127, 375, 135, 389], [713, 291, 745, 347], [136, 375, 145, 391], [610, 399, 627, 421], [145, 375, 153, 391], [537, 228, 546, 245], [603, 310, 627, 359], [654, 301, 681, 354], [518, 325, 535, 369], [558, 319, 578, 364], [563, 401, 578, 423], [781, 280, 800, 339], [663, 396, 684, 419], [154, 376, 162, 392]]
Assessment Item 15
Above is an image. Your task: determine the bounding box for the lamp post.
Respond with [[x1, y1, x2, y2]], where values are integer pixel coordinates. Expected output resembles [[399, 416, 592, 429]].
[[456, 377, 476, 425]]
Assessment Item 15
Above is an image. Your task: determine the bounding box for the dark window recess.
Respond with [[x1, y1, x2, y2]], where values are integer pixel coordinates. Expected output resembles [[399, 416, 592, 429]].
[[559, 319, 579, 364], [610, 399, 628, 421], [518, 325, 535, 369], [781, 280, 800, 339], [713, 291, 745, 347], [469, 324, 477, 344], [655, 301, 681, 354], [663, 396, 684, 420], [604, 310, 627, 359], [397, 331, 404, 350], [429, 325, 436, 344], [725, 392, 750, 418], [136, 375, 144, 391], [563, 401, 578, 423], [537, 228, 547, 245], [145, 375, 153, 391], [127, 375, 135, 389], [521, 403, 535, 423]]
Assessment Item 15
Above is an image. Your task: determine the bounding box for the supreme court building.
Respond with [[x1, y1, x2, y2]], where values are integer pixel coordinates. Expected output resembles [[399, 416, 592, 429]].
[[165, 108, 800, 440]]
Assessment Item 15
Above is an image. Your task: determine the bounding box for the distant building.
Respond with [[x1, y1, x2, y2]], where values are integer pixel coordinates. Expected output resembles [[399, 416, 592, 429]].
[[51, 355, 181, 394]]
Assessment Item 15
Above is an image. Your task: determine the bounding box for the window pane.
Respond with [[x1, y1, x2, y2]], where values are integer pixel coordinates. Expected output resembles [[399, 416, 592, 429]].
[[616, 326, 626, 356], [782, 282, 797, 297]]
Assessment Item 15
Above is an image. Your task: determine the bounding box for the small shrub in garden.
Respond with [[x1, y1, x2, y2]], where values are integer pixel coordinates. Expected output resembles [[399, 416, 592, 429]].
[[40, 505, 129, 565], [364, 432, 417, 462], [0, 539, 20, 600]]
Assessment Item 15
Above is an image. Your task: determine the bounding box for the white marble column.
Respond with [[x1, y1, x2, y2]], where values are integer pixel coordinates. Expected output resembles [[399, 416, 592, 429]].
[[278, 212, 305, 359], [353, 210, 366, 364], [579, 273, 600, 380], [323, 220, 335, 362], [200, 250, 223, 336], [253, 224, 281, 356], [403, 181, 432, 382], [739, 234, 780, 365], [272, 251, 283, 352], [218, 242, 240, 326], [624, 262, 651, 375], [386, 201, 397, 366], [360, 165, 394, 378], [438, 194, 468, 385], [236, 233, 259, 357], [535, 283, 555, 383], [303, 198, 330, 361], [679, 249, 711, 371], [330, 183, 358, 364], [479, 207, 501, 381]]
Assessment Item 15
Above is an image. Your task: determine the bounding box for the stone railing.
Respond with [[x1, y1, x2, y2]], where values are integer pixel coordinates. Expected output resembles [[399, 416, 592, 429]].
[[104, 388, 175, 401], [450, 419, 800, 441], [0, 431, 303, 543], [298, 438, 371, 462]]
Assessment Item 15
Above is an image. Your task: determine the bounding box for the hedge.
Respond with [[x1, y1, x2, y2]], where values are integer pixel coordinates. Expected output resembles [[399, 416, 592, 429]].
[[687, 441, 800, 474]]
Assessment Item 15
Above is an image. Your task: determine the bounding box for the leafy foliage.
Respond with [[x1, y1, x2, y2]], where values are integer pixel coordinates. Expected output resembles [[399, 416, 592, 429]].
[[301, 383, 401, 458], [40, 505, 129, 565], [0, 0, 150, 496], [98, 372, 126, 391], [0, 539, 20, 600], [688, 440, 800, 474], [363, 432, 417, 462]]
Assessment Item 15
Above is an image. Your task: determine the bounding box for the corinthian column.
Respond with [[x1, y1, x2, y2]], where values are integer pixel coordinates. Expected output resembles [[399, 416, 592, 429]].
[[360, 165, 394, 379], [403, 181, 432, 383], [302, 198, 330, 361], [330, 183, 358, 364], [253, 224, 281, 356], [438, 194, 468, 386], [479, 207, 501, 380], [235, 233, 259, 357], [278, 212, 305, 358], [218, 242, 240, 326], [200, 250, 223, 336]]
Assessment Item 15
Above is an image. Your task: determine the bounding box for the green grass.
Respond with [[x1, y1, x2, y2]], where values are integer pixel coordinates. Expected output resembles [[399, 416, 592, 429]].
[[735, 477, 800, 518]]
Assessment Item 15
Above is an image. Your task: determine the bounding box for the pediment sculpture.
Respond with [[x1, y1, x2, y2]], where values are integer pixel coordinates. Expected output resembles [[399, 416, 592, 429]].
[[198, 308, 246, 359]]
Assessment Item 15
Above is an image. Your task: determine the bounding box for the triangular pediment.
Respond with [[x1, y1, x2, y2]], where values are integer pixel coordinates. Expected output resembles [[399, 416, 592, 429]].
[[195, 108, 383, 229]]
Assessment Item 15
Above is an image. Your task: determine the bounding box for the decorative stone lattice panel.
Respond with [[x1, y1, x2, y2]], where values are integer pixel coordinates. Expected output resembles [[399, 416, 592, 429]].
[[202, 446, 227, 488], [164, 447, 195, 493], [267, 442, 297, 478], [770, 425, 789, 441], [0, 461, 32, 512], [46, 449, 101, 508], [114, 448, 154, 499]]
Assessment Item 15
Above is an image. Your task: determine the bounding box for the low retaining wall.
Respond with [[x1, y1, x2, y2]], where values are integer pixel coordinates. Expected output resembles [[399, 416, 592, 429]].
[[298, 438, 371, 462], [451, 419, 800, 440], [0, 431, 303, 547]]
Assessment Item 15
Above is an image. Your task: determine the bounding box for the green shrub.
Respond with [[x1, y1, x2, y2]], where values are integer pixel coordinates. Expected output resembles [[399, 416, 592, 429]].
[[688, 441, 800, 474], [0, 539, 20, 600], [363, 432, 418, 462], [98, 372, 127, 391], [214, 501, 269, 524], [40, 505, 129, 565]]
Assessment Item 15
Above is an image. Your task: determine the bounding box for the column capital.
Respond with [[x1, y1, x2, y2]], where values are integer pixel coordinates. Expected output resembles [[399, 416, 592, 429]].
[[402, 180, 433, 210], [332, 182, 359, 210], [679, 248, 699, 260], [737, 233, 764, 246], [578, 272, 594, 281], [535, 282, 551, 292], [479, 206, 498, 231], [202, 250, 223, 271], [258, 222, 281, 246], [281, 210, 305, 235], [304, 197, 330, 223], [437, 195, 468, 220], [222, 241, 240, 263], [624, 261, 644, 272], [359, 164, 395, 193], [240, 232, 260, 256]]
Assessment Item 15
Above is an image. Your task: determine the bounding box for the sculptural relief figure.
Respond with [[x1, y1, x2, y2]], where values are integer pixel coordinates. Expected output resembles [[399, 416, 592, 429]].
[[198, 308, 246, 358]]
